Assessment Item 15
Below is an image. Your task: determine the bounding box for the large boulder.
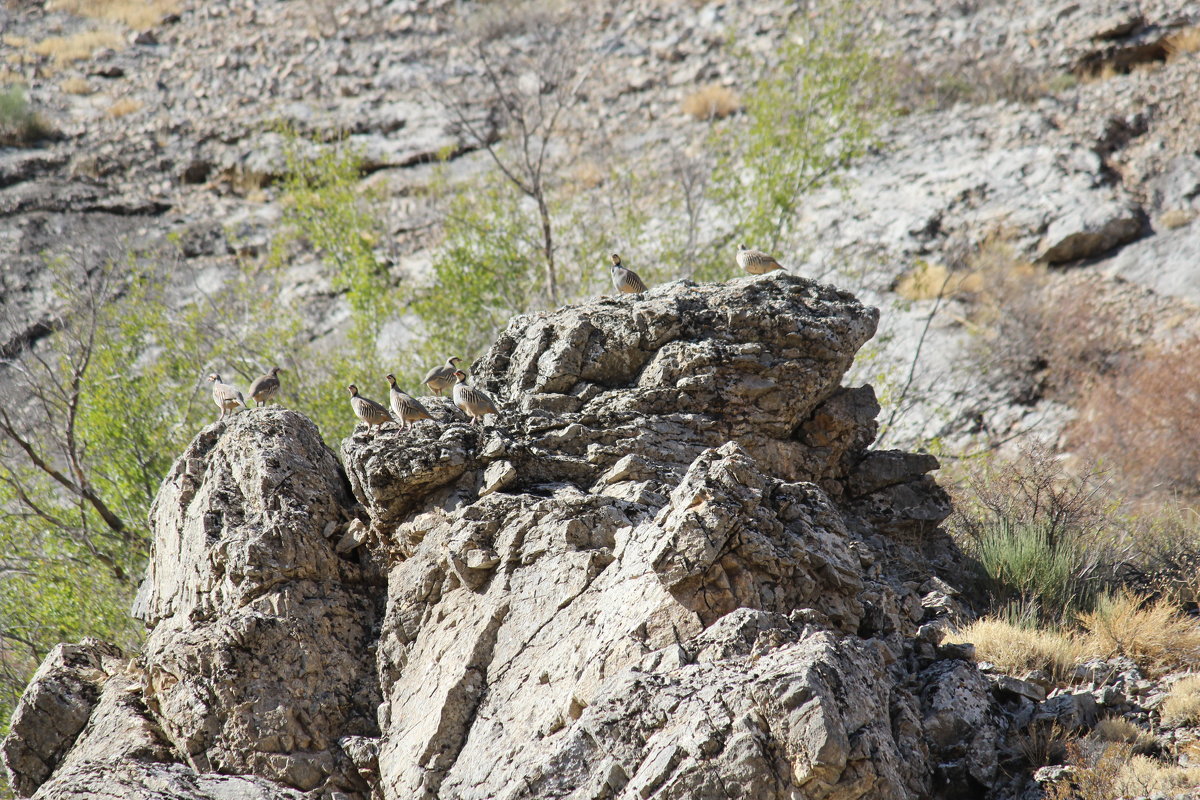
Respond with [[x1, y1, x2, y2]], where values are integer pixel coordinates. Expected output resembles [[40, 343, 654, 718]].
[[5, 274, 987, 800]]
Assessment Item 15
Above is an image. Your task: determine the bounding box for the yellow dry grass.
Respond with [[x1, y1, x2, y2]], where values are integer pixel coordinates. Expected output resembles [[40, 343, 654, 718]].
[[1159, 208, 1196, 230], [1161, 675, 1200, 727], [944, 618, 1086, 682], [47, 0, 180, 30], [1078, 592, 1200, 673], [106, 97, 142, 117], [1113, 755, 1200, 796], [1166, 26, 1200, 59], [1091, 716, 1155, 750], [32, 29, 124, 64], [59, 76, 93, 95], [894, 261, 983, 301], [681, 84, 741, 121], [572, 160, 606, 190]]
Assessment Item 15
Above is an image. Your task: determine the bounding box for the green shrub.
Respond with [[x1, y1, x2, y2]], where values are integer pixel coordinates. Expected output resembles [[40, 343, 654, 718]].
[[971, 518, 1099, 621], [0, 84, 52, 146]]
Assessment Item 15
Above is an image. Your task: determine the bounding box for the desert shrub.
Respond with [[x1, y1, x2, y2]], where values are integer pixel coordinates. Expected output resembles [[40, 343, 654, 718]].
[[1113, 754, 1200, 796], [1068, 339, 1200, 500], [1090, 716, 1156, 752], [1117, 505, 1200, 608], [889, 55, 1069, 113], [0, 85, 52, 146], [105, 97, 142, 117], [1078, 592, 1200, 673], [681, 84, 741, 121], [948, 443, 1122, 621], [971, 519, 1100, 619], [1160, 675, 1200, 727], [944, 617, 1084, 682]]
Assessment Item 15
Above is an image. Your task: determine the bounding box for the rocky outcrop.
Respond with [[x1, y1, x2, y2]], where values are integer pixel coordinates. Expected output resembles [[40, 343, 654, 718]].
[[5, 274, 994, 799]]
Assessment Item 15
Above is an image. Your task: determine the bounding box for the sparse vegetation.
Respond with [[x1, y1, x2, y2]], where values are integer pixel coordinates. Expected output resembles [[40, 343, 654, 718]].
[[1078, 592, 1200, 673], [106, 97, 142, 117], [681, 84, 741, 121], [46, 0, 180, 30], [1160, 675, 1200, 727], [945, 617, 1084, 682], [1090, 716, 1155, 752], [0, 85, 53, 146], [31, 29, 124, 65]]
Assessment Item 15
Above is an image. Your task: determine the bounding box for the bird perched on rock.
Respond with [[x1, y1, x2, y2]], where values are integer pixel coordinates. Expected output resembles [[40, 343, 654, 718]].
[[736, 243, 785, 275], [347, 384, 392, 433], [422, 356, 462, 396], [208, 373, 245, 421], [452, 370, 499, 426], [386, 374, 434, 431], [247, 366, 283, 407], [607, 253, 647, 294]]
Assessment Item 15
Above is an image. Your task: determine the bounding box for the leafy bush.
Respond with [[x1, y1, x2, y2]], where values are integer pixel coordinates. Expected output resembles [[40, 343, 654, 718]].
[[971, 519, 1100, 620]]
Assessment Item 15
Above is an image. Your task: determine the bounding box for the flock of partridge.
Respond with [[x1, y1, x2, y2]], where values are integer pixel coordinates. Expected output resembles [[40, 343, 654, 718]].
[[206, 244, 785, 433]]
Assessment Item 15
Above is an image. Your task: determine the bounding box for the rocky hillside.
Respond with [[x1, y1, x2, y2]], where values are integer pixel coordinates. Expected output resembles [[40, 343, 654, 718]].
[[2, 274, 1008, 799]]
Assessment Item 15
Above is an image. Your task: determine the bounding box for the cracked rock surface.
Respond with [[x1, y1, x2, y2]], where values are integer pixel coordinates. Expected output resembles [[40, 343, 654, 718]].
[[6, 275, 998, 799]]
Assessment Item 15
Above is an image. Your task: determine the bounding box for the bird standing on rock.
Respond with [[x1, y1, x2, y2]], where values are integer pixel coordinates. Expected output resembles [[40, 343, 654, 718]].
[[247, 366, 284, 407], [452, 370, 499, 426], [423, 357, 462, 396], [736, 243, 785, 275], [207, 373, 245, 421], [347, 384, 392, 433], [386, 374, 434, 431], [607, 253, 647, 295]]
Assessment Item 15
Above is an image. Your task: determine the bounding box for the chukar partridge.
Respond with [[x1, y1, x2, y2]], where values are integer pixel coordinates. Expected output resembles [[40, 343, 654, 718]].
[[208, 373, 245, 420], [452, 370, 499, 426], [736, 243, 785, 275], [386, 374, 434, 430], [347, 384, 392, 433], [248, 366, 283, 407], [608, 253, 647, 294], [422, 356, 462, 396]]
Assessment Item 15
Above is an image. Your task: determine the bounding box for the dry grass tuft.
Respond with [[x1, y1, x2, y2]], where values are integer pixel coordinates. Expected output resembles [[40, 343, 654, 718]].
[[47, 0, 180, 30], [1161, 675, 1200, 727], [1091, 716, 1155, 751], [572, 160, 605, 190], [106, 97, 142, 117], [1113, 754, 1200, 795], [1166, 26, 1200, 59], [59, 76, 93, 95], [1078, 592, 1200, 673], [945, 617, 1085, 682], [894, 261, 983, 301], [681, 84, 741, 121], [1158, 208, 1196, 230], [31, 29, 124, 64]]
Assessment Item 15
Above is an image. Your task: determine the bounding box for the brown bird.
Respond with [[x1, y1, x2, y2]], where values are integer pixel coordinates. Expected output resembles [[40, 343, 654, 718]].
[[386, 374, 434, 431], [347, 384, 392, 433], [247, 366, 283, 407], [452, 370, 499, 426], [422, 356, 462, 396], [208, 373, 245, 421], [607, 253, 647, 294], [736, 243, 785, 275]]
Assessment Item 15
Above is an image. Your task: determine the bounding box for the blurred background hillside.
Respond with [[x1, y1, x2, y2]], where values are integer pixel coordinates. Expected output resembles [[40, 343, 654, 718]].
[[3, 0, 1200, 794]]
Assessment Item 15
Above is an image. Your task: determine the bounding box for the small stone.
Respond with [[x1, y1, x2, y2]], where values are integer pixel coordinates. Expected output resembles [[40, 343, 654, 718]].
[[937, 642, 975, 661]]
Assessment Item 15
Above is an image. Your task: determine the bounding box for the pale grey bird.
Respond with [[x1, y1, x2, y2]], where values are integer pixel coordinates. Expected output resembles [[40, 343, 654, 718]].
[[736, 243, 785, 275], [452, 370, 499, 426], [386, 374, 434, 431], [422, 356, 462, 396], [607, 253, 647, 294], [247, 366, 283, 407], [347, 384, 392, 433], [208, 373, 245, 421]]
